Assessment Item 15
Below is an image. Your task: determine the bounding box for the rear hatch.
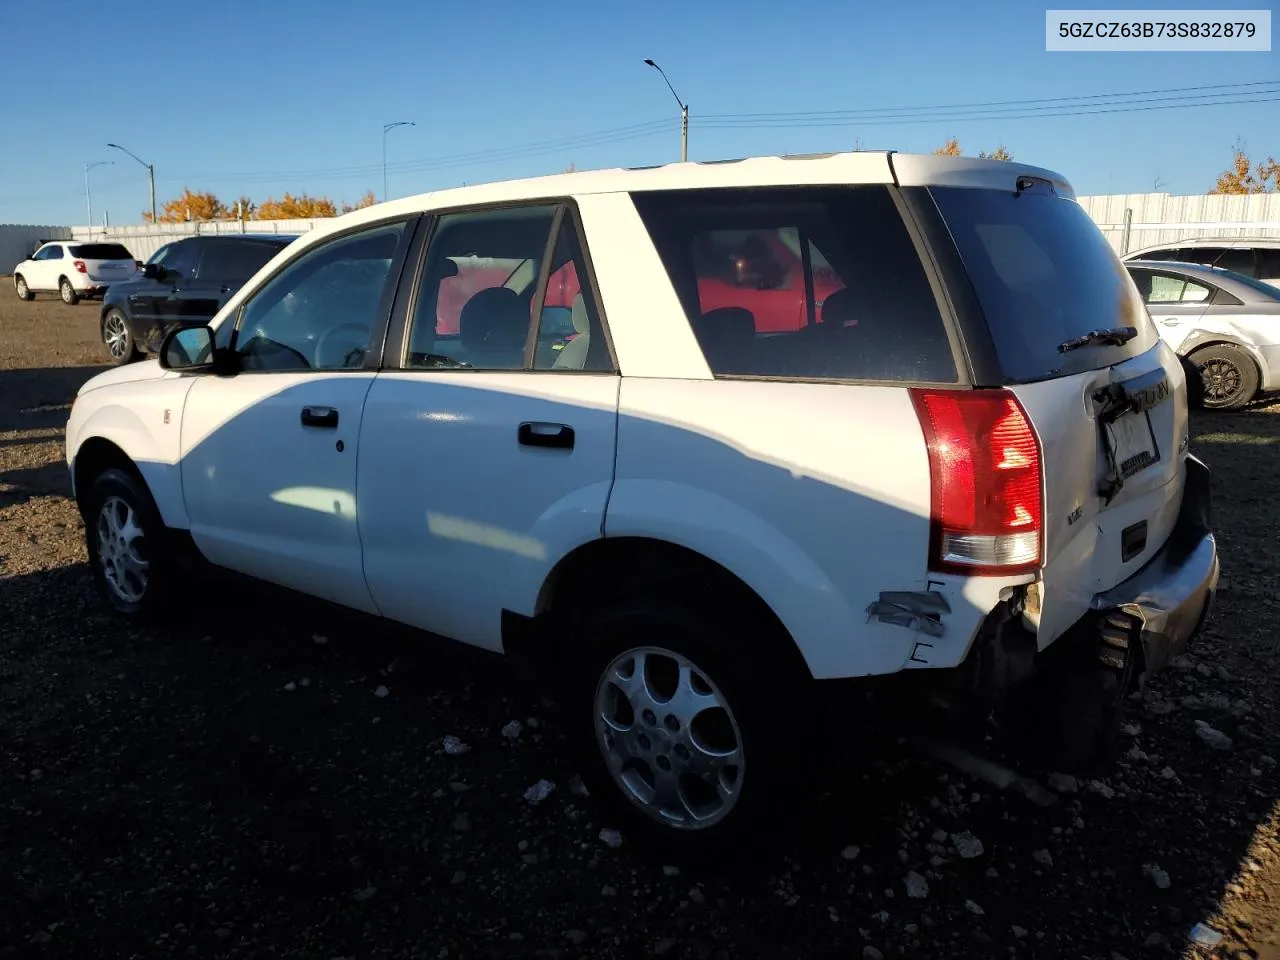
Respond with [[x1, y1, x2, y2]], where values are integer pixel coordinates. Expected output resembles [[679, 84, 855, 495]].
[[70, 242, 137, 282], [921, 171, 1189, 648]]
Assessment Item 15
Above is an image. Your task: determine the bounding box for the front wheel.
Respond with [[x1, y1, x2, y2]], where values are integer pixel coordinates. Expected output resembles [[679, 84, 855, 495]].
[[102, 309, 141, 365], [82, 468, 174, 620], [567, 598, 800, 860], [1189, 343, 1258, 411], [14, 274, 34, 301], [59, 277, 80, 305]]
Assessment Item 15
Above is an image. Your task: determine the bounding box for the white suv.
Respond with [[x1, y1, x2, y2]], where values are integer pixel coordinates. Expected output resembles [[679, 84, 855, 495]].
[[64, 153, 1219, 852], [14, 241, 138, 304]]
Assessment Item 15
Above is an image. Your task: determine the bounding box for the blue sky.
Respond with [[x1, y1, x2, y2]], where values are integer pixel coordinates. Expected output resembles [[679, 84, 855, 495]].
[[0, 0, 1275, 225]]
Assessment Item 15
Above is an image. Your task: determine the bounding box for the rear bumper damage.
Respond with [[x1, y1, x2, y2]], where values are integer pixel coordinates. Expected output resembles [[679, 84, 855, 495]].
[[1090, 454, 1218, 682]]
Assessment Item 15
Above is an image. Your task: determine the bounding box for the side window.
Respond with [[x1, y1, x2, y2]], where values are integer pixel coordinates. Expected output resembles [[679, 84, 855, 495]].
[[533, 218, 612, 372], [1258, 248, 1280, 282], [1180, 278, 1212, 303], [1214, 247, 1257, 276], [198, 241, 281, 283], [235, 221, 408, 372], [161, 240, 198, 280], [45, 245, 65, 260], [148, 244, 172, 266], [404, 205, 557, 370], [632, 186, 956, 383], [1145, 272, 1187, 303]]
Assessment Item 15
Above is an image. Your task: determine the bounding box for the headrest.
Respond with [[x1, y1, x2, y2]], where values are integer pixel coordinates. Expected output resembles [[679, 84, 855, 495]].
[[438, 258, 460, 279], [459, 287, 526, 353], [696, 306, 755, 342], [570, 293, 590, 335], [820, 288, 859, 329]]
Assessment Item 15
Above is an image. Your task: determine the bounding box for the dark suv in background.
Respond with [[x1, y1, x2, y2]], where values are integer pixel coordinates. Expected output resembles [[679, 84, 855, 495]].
[[100, 234, 297, 364]]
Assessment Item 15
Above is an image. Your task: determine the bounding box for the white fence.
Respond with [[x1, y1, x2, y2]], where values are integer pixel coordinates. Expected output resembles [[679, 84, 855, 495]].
[[5, 190, 1280, 272]]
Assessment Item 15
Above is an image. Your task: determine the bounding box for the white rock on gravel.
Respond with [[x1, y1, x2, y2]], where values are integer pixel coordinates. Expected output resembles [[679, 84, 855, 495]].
[[283, 682, 297, 692], [501, 720, 523, 740], [842, 845, 861, 861], [522, 779, 555, 805], [1087, 780, 1116, 799], [863, 947, 884, 960], [904, 871, 930, 899], [663, 865, 680, 876], [442, 736, 471, 756], [569, 775, 590, 798], [1143, 863, 1171, 889], [965, 900, 985, 916], [1012, 926, 1028, 938], [599, 828, 624, 849], [1194, 720, 1233, 751], [1032, 849, 1054, 867], [1047, 772, 1079, 793], [951, 831, 984, 859], [373, 685, 390, 698], [312, 634, 328, 645]]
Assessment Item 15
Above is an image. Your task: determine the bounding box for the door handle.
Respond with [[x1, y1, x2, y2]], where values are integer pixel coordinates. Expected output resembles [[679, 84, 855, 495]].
[[518, 421, 574, 450], [301, 406, 339, 428], [1160, 318, 1181, 326]]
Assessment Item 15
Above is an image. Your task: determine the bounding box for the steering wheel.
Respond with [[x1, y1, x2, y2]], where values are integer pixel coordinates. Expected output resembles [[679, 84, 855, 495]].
[[314, 323, 370, 369]]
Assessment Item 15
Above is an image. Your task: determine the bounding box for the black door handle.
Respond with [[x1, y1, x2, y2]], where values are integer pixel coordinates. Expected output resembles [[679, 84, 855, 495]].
[[301, 406, 339, 428], [518, 421, 574, 450]]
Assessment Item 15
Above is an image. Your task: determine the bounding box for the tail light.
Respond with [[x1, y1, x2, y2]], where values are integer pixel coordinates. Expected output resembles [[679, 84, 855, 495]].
[[910, 388, 1042, 575], [73, 260, 87, 273]]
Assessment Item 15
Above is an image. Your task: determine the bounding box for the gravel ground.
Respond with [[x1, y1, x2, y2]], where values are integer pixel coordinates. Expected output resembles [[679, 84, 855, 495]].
[[1, 292, 1278, 960]]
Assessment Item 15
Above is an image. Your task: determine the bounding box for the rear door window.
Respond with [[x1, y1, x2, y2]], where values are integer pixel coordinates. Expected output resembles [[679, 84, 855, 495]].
[[197, 241, 284, 283], [930, 185, 1157, 383], [1257, 248, 1280, 282], [632, 186, 957, 383], [1213, 247, 1257, 276]]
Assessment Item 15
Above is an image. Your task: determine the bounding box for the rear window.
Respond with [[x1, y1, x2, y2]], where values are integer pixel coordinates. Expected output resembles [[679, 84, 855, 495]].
[[69, 243, 133, 260], [930, 186, 1156, 383], [632, 186, 957, 384]]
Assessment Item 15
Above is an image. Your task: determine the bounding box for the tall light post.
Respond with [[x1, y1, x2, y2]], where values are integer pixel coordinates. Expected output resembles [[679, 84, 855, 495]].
[[106, 142, 156, 224], [643, 58, 688, 162], [84, 160, 114, 230], [382, 121, 415, 202]]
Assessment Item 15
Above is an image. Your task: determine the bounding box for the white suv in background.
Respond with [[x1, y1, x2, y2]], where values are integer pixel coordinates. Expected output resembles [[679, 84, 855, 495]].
[[13, 241, 138, 304], [64, 153, 1219, 853]]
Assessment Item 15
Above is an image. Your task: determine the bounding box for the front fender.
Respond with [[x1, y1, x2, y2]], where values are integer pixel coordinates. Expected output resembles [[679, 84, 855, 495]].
[[67, 382, 195, 528], [602, 479, 916, 679]]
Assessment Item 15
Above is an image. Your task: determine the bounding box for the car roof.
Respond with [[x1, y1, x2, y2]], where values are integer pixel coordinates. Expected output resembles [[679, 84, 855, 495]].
[[1124, 237, 1280, 257], [287, 151, 1073, 254], [194, 234, 298, 244]]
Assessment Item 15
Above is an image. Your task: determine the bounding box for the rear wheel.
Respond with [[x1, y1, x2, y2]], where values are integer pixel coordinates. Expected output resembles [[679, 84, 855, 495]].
[[102, 309, 141, 365], [14, 274, 33, 301], [1189, 343, 1258, 410], [59, 277, 80, 305], [566, 596, 801, 861]]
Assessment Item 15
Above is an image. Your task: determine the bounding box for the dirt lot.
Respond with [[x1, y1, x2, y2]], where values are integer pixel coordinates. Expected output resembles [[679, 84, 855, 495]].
[[1, 291, 1278, 960]]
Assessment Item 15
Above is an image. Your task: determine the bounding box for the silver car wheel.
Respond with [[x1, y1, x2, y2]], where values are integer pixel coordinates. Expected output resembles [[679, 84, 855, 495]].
[[104, 314, 130, 360], [15, 277, 28, 298], [60, 279, 74, 303], [96, 495, 150, 604], [593, 645, 745, 830]]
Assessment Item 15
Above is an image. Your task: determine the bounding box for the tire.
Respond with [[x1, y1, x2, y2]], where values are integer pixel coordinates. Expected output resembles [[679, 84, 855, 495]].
[[1188, 343, 1258, 411], [59, 276, 80, 305], [14, 274, 33, 301], [564, 595, 804, 862], [102, 309, 141, 365], [81, 467, 175, 620]]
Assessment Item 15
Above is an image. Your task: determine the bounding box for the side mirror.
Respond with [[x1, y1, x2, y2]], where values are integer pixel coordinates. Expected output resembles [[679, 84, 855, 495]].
[[142, 262, 163, 280], [159, 325, 216, 372]]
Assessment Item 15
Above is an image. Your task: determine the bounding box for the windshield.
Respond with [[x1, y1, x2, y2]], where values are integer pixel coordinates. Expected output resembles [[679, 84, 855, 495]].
[[931, 185, 1158, 383]]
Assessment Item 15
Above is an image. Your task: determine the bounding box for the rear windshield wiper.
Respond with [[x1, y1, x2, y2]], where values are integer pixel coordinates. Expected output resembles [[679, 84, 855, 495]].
[[1058, 326, 1138, 354]]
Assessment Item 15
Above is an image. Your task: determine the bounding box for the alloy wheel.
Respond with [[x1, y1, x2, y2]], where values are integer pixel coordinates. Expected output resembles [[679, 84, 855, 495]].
[[104, 314, 129, 360], [96, 495, 150, 604], [593, 646, 745, 830], [1201, 358, 1242, 405]]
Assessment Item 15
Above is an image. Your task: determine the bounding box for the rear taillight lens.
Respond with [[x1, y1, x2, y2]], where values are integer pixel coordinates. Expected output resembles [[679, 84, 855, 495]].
[[910, 388, 1042, 575], [73, 260, 87, 273]]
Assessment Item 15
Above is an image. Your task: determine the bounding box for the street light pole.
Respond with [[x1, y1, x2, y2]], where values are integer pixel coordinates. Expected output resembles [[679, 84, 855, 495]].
[[84, 160, 114, 230], [106, 142, 156, 224], [643, 58, 688, 162], [382, 121, 415, 203]]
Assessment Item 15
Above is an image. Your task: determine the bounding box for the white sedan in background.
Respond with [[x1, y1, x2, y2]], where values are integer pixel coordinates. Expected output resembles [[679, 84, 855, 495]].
[[1126, 258, 1280, 410], [13, 241, 138, 305]]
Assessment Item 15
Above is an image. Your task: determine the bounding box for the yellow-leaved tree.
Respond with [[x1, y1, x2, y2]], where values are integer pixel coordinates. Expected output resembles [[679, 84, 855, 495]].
[[255, 192, 338, 219], [933, 139, 1013, 160], [933, 138, 961, 156], [1210, 144, 1279, 194], [146, 188, 227, 222], [340, 191, 378, 213]]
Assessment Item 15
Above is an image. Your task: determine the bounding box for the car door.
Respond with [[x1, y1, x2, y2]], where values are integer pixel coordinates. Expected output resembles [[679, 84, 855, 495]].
[[24, 245, 54, 289], [1130, 267, 1215, 350], [357, 203, 619, 650], [130, 240, 199, 349], [178, 217, 417, 612], [35, 244, 66, 290]]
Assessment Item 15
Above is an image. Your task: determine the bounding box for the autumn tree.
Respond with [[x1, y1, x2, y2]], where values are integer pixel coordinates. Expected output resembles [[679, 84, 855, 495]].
[[255, 192, 338, 219], [1211, 143, 1279, 194], [932, 138, 1013, 160], [340, 191, 378, 213], [146, 187, 228, 222], [226, 196, 256, 220]]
